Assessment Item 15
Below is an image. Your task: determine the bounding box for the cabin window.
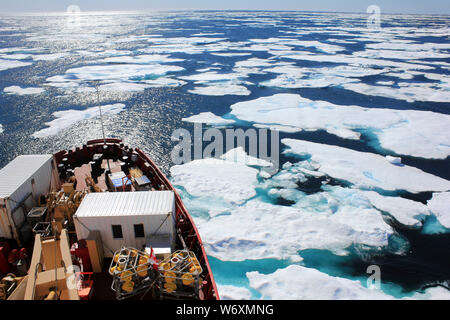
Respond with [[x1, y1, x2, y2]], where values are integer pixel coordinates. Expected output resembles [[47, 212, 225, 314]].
[[134, 224, 145, 238], [112, 225, 123, 239]]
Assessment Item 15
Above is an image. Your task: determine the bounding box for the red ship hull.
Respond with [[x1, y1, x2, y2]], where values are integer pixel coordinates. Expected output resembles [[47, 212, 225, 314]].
[[53, 138, 219, 300]]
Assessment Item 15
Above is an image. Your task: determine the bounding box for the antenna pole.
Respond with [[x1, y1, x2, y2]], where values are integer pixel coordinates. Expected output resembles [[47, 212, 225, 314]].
[[94, 82, 107, 146], [94, 81, 111, 172]]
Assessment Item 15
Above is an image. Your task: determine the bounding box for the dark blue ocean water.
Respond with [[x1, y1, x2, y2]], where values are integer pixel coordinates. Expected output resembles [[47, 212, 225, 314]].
[[0, 11, 449, 299]]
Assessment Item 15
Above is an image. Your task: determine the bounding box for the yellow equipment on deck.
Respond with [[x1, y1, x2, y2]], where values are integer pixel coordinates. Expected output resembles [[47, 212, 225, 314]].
[[158, 250, 203, 299], [109, 247, 157, 300]]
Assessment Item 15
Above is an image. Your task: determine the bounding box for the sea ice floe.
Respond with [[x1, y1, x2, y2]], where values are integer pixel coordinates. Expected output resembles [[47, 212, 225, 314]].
[[327, 39, 358, 44], [46, 63, 185, 92], [182, 112, 235, 126], [0, 47, 48, 55], [227, 93, 450, 159], [92, 78, 185, 92], [184, 157, 396, 260], [384, 72, 415, 80], [196, 196, 393, 261], [409, 286, 450, 300], [180, 70, 252, 96], [260, 64, 371, 89], [179, 71, 242, 84], [188, 84, 251, 96], [0, 124, 3, 134], [32, 53, 67, 61], [97, 82, 150, 92], [3, 86, 45, 95], [77, 49, 134, 58], [220, 147, 272, 167], [288, 40, 346, 54], [341, 82, 450, 103], [248, 38, 345, 54], [138, 36, 231, 55], [56, 64, 184, 82], [385, 156, 402, 165], [365, 42, 450, 51], [234, 58, 277, 68], [247, 265, 392, 300], [245, 43, 293, 52], [427, 192, 450, 229], [282, 139, 450, 193], [265, 162, 429, 228], [114, 34, 162, 43], [0, 58, 32, 71], [210, 52, 252, 57], [173, 141, 441, 263], [253, 123, 302, 133], [170, 157, 259, 206], [148, 37, 227, 45], [353, 49, 450, 60], [101, 54, 184, 64], [261, 72, 357, 89], [270, 52, 435, 71], [359, 190, 430, 228], [32, 103, 126, 138], [192, 33, 225, 37], [0, 53, 32, 60], [141, 78, 187, 88], [216, 285, 252, 300], [377, 81, 395, 86]]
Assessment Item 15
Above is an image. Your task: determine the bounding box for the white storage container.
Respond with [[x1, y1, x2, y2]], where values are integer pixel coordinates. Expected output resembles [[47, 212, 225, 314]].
[[0, 155, 57, 242], [74, 191, 176, 258]]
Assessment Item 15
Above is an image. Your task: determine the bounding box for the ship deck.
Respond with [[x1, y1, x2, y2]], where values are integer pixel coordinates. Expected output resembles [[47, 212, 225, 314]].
[[52, 139, 218, 300]]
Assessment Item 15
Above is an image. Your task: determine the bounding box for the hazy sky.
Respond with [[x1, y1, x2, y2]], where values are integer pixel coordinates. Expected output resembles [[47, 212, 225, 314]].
[[0, 0, 449, 15]]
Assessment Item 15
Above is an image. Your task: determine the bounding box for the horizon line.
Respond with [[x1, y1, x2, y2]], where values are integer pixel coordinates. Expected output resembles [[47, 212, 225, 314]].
[[0, 9, 449, 16]]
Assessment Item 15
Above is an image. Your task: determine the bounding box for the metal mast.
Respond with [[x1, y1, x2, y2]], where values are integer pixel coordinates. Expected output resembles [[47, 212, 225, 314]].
[[93, 81, 111, 172]]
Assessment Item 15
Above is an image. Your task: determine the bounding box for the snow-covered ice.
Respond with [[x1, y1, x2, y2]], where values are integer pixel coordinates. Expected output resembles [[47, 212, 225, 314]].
[[197, 196, 393, 261], [32, 103, 126, 138], [211, 52, 252, 57], [188, 84, 251, 96], [217, 285, 253, 300], [97, 82, 151, 92], [45, 60, 185, 92], [50, 63, 184, 83], [0, 59, 32, 71], [269, 52, 435, 71], [179, 71, 241, 83], [101, 54, 184, 64], [282, 139, 450, 193], [220, 147, 272, 167], [260, 65, 386, 90], [170, 157, 259, 206], [247, 265, 393, 300], [3, 86, 45, 95], [360, 190, 430, 228], [409, 286, 450, 300], [182, 112, 235, 125], [427, 192, 450, 229], [342, 82, 450, 103], [385, 156, 402, 165], [32, 53, 67, 61], [228, 93, 450, 159]]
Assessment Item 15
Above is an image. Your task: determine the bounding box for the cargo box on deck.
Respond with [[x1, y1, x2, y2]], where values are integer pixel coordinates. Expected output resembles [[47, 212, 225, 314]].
[[0, 155, 59, 244], [74, 191, 176, 258]]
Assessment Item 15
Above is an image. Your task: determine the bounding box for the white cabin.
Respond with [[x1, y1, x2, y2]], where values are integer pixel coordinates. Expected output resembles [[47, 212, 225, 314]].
[[74, 191, 176, 258], [0, 155, 58, 243]]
